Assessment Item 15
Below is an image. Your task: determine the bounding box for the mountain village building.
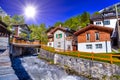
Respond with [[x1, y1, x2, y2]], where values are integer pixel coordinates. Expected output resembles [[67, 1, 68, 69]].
[[47, 26, 77, 51], [46, 27, 55, 47], [74, 24, 113, 53]]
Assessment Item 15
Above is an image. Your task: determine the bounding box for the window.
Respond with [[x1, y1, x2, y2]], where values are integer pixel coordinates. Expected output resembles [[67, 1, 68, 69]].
[[56, 33, 62, 39], [95, 32, 99, 40], [96, 44, 102, 49], [86, 44, 92, 49], [103, 20, 110, 25], [86, 33, 90, 41], [57, 42, 61, 47], [96, 21, 101, 25], [49, 43, 51, 46], [67, 45, 71, 50]]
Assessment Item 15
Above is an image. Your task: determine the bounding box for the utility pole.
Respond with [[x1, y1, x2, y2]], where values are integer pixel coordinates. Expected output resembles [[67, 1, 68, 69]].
[[115, 4, 120, 48]]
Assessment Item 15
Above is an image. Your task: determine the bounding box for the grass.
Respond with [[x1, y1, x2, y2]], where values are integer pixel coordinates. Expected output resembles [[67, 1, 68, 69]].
[[38, 55, 54, 64], [41, 45, 120, 65]]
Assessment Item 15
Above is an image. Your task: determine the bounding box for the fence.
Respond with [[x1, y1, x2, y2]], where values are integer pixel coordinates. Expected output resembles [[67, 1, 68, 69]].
[[41, 45, 120, 64]]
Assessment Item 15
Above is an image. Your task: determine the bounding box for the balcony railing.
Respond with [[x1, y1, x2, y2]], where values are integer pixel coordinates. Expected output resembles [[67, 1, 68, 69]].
[[11, 38, 40, 45]]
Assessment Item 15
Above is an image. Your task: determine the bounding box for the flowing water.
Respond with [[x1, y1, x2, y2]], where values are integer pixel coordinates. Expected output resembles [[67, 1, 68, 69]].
[[11, 56, 88, 80]]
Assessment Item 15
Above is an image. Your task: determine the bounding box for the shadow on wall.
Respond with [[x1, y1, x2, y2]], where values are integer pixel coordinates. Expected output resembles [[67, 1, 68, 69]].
[[10, 56, 32, 80]]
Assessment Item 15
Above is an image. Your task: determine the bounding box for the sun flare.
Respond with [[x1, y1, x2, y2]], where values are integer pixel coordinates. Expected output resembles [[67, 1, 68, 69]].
[[24, 6, 36, 18]]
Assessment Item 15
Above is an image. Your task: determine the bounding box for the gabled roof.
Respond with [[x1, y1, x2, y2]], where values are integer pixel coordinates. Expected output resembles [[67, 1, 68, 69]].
[[74, 24, 113, 36], [46, 27, 55, 33], [12, 24, 31, 32], [51, 26, 75, 34]]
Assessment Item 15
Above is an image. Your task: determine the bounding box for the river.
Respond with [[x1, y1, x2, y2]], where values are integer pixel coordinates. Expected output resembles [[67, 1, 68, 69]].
[[11, 55, 88, 80]]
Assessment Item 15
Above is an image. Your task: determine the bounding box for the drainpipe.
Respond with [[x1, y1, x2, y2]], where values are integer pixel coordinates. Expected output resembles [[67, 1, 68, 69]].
[[64, 32, 65, 52], [105, 40, 108, 53], [115, 4, 120, 48]]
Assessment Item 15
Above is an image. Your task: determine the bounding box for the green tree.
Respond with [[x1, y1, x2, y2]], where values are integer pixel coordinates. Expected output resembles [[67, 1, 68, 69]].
[[92, 12, 100, 16], [80, 11, 90, 27], [2, 16, 11, 25], [0, 16, 2, 21], [54, 21, 63, 27], [11, 15, 24, 25], [29, 24, 48, 44]]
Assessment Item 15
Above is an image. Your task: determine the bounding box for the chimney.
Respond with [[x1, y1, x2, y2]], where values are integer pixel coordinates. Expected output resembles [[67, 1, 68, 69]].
[[59, 24, 62, 27]]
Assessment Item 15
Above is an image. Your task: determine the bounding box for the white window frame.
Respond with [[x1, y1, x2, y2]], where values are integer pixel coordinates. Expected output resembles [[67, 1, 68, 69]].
[[96, 44, 102, 49], [103, 20, 110, 25], [86, 33, 90, 41], [86, 44, 92, 49], [95, 32, 99, 40]]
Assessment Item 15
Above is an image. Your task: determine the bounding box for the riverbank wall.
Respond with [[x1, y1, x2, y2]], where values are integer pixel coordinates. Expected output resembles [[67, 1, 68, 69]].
[[39, 49, 120, 80]]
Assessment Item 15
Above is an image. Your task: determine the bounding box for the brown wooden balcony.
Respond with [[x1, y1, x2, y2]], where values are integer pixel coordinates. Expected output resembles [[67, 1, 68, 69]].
[[10, 37, 41, 48]]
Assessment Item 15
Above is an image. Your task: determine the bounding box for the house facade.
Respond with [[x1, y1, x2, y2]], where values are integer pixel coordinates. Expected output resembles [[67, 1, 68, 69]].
[[90, 13, 120, 29], [12, 24, 31, 38], [90, 2, 120, 29], [51, 27, 77, 51], [74, 24, 113, 53], [46, 27, 54, 47]]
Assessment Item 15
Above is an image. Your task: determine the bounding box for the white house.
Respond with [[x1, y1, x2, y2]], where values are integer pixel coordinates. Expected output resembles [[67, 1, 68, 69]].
[[50, 26, 77, 51], [46, 27, 55, 47]]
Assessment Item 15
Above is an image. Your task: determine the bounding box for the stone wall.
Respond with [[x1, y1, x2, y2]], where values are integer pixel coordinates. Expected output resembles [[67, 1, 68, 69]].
[[40, 49, 120, 80], [40, 49, 55, 60]]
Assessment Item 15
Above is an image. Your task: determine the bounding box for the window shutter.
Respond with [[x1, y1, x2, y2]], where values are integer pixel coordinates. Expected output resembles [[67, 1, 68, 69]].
[[56, 34, 58, 38], [60, 34, 62, 38]]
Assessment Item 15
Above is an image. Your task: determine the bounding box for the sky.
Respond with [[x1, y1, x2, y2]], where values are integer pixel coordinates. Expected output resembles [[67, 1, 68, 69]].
[[0, 0, 120, 27]]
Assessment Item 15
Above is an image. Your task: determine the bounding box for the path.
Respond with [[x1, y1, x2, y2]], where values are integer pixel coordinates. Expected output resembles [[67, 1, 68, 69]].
[[0, 49, 18, 80]]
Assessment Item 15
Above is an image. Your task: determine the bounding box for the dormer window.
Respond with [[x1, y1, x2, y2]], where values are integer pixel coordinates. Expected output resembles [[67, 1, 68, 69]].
[[86, 33, 90, 41], [95, 32, 99, 40]]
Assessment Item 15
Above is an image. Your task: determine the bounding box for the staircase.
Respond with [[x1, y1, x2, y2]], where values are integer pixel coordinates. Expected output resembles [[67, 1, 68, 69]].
[[0, 49, 18, 80]]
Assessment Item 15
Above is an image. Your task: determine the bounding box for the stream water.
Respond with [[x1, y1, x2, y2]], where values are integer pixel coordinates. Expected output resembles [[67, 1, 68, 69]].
[[11, 56, 88, 80]]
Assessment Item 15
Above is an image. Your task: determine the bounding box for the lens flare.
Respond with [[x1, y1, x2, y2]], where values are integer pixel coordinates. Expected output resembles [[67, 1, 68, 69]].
[[24, 6, 36, 18]]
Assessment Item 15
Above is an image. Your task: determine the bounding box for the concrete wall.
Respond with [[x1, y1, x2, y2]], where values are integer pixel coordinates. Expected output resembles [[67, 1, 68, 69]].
[[40, 49, 120, 80], [78, 41, 112, 53]]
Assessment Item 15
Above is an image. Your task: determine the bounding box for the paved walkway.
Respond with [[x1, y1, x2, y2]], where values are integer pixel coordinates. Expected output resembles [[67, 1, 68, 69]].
[[0, 49, 18, 80]]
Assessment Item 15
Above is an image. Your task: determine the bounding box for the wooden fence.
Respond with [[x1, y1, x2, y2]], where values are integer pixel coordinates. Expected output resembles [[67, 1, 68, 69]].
[[41, 45, 120, 64], [64, 51, 120, 64]]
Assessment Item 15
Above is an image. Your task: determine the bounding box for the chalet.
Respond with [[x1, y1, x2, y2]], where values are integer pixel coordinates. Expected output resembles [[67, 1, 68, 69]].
[[51, 26, 77, 51], [12, 24, 31, 38], [0, 20, 11, 50], [90, 11, 120, 29], [46, 27, 55, 47], [74, 24, 113, 53]]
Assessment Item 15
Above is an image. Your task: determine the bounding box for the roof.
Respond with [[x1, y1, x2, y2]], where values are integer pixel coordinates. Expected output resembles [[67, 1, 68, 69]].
[[90, 14, 120, 21], [0, 20, 11, 34], [48, 35, 53, 38], [51, 26, 75, 34], [91, 2, 120, 21], [12, 24, 31, 32], [46, 27, 55, 33], [74, 24, 113, 36]]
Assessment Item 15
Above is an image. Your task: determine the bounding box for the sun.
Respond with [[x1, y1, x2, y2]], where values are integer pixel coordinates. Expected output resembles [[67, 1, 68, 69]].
[[24, 6, 36, 18]]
